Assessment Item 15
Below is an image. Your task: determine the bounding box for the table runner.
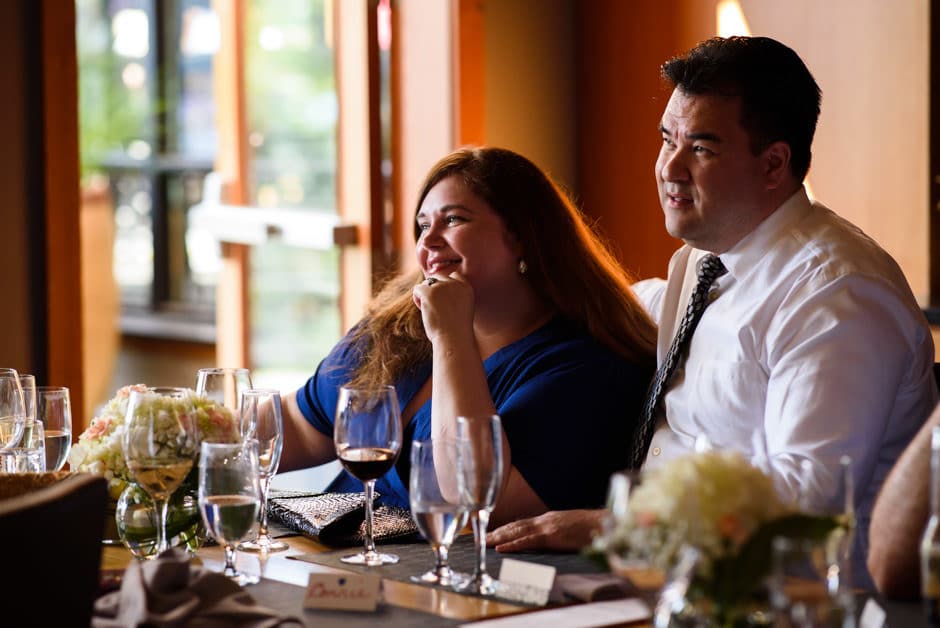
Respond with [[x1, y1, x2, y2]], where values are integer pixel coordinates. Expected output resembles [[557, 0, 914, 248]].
[[288, 534, 607, 606]]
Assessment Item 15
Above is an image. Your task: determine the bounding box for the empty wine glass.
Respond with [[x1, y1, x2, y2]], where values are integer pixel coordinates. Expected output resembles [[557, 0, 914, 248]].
[[334, 385, 402, 566], [195, 368, 252, 413], [199, 440, 261, 586], [770, 536, 855, 628], [123, 387, 199, 557], [18, 374, 36, 420], [237, 388, 288, 553], [0, 369, 26, 450], [455, 414, 504, 596], [409, 438, 469, 587], [35, 386, 72, 471], [799, 455, 855, 577]]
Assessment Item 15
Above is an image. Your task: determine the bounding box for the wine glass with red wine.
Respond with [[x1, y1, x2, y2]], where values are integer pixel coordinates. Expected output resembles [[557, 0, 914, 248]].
[[334, 385, 403, 566]]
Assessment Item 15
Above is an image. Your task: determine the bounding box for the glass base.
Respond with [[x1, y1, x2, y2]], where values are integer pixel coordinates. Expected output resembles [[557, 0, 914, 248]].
[[225, 570, 260, 586], [410, 566, 468, 588], [455, 572, 498, 596], [238, 534, 288, 553], [341, 550, 399, 566]]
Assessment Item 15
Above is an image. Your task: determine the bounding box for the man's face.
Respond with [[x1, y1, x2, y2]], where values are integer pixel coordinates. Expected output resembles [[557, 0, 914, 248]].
[[655, 89, 771, 254]]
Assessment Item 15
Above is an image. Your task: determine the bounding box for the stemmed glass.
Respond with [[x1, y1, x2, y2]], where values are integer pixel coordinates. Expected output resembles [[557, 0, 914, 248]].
[[0, 369, 26, 450], [18, 374, 36, 420], [409, 438, 469, 586], [237, 388, 288, 553], [769, 536, 855, 627], [123, 387, 199, 557], [35, 386, 72, 471], [334, 385, 403, 566], [199, 440, 261, 586], [455, 414, 504, 595], [195, 367, 253, 412], [799, 455, 855, 578]]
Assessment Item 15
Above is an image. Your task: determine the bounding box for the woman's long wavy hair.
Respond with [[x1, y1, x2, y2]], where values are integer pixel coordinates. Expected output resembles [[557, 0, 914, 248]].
[[345, 146, 657, 389]]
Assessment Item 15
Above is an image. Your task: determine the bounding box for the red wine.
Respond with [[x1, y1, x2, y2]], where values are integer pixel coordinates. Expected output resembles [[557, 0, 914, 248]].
[[339, 446, 398, 480]]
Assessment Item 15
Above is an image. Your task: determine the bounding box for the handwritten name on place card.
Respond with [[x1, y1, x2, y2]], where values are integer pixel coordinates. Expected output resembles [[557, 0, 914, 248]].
[[303, 573, 381, 611]]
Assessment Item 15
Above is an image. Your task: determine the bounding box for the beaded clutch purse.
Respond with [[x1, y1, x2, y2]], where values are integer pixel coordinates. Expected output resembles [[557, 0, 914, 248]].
[[267, 489, 420, 547]]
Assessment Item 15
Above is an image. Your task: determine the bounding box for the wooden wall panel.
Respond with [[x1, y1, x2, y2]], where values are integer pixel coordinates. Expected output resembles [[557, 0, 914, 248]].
[[576, 0, 716, 280], [737, 0, 930, 305]]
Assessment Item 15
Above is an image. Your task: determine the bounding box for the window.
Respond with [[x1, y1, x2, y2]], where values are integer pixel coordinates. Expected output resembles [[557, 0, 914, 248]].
[[77, 0, 218, 340]]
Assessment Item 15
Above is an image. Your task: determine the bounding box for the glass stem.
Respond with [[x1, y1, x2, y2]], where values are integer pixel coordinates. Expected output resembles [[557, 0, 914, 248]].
[[435, 543, 449, 577], [155, 497, 169, 554], [471, 508, 490, 578], [363, 479, 376, 555], [223, 544, 237, 576], [258, 474, 272, 537]]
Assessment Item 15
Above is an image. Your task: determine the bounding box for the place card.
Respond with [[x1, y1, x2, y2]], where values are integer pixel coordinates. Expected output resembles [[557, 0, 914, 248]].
[[303, 573, 381, 611], [859, 598, 886, 628], [494, 558, 557, 605]]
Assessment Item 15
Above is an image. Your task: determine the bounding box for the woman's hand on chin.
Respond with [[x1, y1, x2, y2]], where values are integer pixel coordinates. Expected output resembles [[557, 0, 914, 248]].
[[412, 271, 475, 343], [485, 509, 606, 553]]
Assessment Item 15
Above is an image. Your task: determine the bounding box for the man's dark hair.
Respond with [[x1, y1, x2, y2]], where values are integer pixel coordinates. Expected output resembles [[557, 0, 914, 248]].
[[661, 36, 821, 182]]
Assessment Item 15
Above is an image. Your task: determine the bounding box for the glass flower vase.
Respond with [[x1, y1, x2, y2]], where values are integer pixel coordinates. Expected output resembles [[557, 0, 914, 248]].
[[115, 477, 205, 559]]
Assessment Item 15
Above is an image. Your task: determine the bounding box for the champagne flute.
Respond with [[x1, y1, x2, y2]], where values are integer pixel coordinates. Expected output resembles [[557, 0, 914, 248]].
[[199, 440, 261, 586], [237, 388, 288, 553], [409, 437, 469, 586], [455, 414, 504, 596], [334, 385, 402, 566], [195, 367, 252, 412], [123, 387, 199, 557], [35, 386, 72, 471], [0, 369, 26, 450], [18, 374, 35, 421], [799, 455, 856, 580]]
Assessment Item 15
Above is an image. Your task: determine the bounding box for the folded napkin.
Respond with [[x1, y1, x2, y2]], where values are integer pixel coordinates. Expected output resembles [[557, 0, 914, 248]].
[[552, 573, 638, 603], [93, 548, 303, 628]]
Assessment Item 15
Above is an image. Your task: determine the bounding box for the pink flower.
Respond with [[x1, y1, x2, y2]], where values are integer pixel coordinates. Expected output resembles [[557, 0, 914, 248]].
[[638, 511, 658, 528], [85, 416, 112, 439]]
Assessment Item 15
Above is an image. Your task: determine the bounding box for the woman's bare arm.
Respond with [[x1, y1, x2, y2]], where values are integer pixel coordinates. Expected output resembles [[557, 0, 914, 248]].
[[278, 388, 337, 472]]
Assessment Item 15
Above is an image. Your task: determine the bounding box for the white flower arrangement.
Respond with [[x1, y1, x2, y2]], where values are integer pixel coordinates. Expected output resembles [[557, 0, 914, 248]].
[[594, 449, 839, 619], [601, 450, 790, 578], [68, 384, 239, 499]]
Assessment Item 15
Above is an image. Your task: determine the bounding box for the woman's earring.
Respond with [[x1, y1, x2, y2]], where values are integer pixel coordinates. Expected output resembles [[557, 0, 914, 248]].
[[518, 259, 528, 275]]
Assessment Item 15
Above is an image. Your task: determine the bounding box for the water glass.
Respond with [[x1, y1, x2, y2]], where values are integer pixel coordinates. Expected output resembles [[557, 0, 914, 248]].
[[455, 414, 504, 596], [2, 419, 46, 473], [770, 536, 856, 628], [35, 386, 72, 471], [199, 440, 261, 585], [409, 438, 468, 587]]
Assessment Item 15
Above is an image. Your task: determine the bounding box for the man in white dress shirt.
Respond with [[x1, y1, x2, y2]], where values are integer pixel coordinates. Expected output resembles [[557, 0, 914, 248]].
[[486, 36, 937, 590]]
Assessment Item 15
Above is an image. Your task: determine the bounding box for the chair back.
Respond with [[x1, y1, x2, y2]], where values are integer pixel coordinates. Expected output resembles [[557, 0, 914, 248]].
[[0, 472, 108, 628]]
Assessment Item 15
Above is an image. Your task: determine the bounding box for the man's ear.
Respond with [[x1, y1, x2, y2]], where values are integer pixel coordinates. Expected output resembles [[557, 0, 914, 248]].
[[762, 141, 792, 190]]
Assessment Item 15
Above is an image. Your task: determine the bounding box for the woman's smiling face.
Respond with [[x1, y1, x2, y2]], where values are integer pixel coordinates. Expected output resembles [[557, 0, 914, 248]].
[[415, 175, 521, 294]]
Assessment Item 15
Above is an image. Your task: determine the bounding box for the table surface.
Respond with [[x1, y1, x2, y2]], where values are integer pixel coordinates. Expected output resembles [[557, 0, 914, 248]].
[[99, 535, 927, 627]]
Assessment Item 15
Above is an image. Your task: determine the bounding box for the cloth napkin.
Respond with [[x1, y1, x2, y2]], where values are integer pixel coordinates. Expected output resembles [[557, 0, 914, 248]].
[[551, 573, 638, 603], [93, 548, 303, 628]]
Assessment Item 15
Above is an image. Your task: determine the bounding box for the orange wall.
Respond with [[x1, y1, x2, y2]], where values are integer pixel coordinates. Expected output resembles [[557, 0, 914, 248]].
[[576, 1, 717, 280]]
